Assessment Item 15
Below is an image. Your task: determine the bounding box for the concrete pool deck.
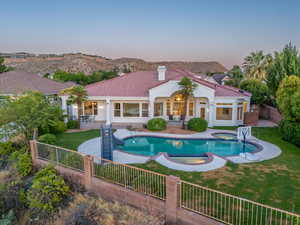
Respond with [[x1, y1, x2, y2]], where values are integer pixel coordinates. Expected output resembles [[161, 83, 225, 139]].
[[78, 128, 282, 172]]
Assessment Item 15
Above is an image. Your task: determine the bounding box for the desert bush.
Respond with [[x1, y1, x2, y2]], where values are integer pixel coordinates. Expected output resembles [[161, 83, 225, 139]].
[[49, 193, 163, 225], [9, 150, 32, 177], [38, 133, 57, 145], [0, 210, 15, 225], [147, 118, 167, 131], [0, 142, 16, 157], [0, 142, 18, 169], [0, 169, 25, 217], [187, 118, 208, 132], [67, 120, 80, 129], [279, 120, 300, 146], [27, 166, 70, 213], [59, 152, 84, 171]]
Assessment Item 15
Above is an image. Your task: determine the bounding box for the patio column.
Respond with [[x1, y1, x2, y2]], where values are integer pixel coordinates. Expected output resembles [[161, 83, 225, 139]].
[[106, 99, 111, 125], [149, 99, 154, 118], [208, 102, 214, 127], [232, 101, 238, 125], [60, 95, 68, 122]]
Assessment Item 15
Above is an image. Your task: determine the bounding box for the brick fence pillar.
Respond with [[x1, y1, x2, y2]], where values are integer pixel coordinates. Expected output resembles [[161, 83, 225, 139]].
[[83, 155, 93, 190], [166, 175, 181, 225], [29, 140, 38, 165]]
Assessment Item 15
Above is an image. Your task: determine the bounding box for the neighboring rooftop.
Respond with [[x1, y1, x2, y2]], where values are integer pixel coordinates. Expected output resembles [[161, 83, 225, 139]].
[[86, 68, 250, 98], [212, 73, 231, 85], [0, 71, 75, 95]]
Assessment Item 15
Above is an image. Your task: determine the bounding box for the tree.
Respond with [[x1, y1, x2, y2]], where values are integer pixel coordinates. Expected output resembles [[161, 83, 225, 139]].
[[240, 79, 269, 105], [177, 77, 197, 128], [276, 75, 300, 122], [243, 51, 272, 81], [225, 65, 244, 87], [0, 57, 13, 73], [0, 92, 63, 144], [60, 86, 87, 128], [266, 43, 300, 96]]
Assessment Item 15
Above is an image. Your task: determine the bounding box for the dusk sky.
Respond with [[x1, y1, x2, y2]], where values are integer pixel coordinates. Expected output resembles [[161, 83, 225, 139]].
[[1, 0, 300, 68]]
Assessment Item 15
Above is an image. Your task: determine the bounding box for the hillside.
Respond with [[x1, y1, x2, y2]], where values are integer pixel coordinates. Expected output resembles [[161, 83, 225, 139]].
[[4, 53, 227, 75]]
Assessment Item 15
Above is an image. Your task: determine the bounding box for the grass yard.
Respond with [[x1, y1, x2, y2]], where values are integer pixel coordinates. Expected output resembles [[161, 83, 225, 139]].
[[56, 129, 100, 150], [134, 127, 300, 213]]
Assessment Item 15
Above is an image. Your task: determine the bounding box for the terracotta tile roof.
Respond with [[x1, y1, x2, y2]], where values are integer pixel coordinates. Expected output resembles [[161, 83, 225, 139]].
[[0, 71, 75, 95], [86, 69, 251, 98]]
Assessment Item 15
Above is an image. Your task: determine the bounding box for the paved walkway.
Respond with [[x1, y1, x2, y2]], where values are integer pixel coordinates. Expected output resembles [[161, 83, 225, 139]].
[[78, 128, 282, 172], [255, 120, 278, 127]]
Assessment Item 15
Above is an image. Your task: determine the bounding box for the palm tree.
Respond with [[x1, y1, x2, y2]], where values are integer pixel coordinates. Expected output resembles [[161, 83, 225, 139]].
[[177, 77, 197, 129], [60, 86, 87, 128], [243, 51, 272, 81]]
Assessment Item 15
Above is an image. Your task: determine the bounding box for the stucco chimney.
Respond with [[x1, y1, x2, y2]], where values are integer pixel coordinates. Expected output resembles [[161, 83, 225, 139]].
[[157, 66, 167, 81]]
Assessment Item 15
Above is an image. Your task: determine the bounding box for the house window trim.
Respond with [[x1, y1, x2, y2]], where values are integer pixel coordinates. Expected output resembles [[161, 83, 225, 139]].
[[112, 102, 149, 118], [215, 102, 233, 121]]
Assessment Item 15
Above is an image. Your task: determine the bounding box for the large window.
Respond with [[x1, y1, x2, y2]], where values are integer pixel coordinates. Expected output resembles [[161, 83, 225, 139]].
[[114, 103, 121, 117], [142, 103, 149, 117], [216, 107, 233, 120], [123, 103, 140, 117], [84, 101, 98, 115], [154, 103, 163, 116], [237, 103, 243, 120]]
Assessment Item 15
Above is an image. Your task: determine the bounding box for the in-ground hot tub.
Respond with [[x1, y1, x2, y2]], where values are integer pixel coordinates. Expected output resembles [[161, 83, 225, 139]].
[[211, 132, 237, 140]]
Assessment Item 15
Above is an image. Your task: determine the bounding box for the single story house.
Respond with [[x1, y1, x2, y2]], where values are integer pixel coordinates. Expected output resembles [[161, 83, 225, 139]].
[[0, 71, 74, 116], [70, 66, 251, 127]]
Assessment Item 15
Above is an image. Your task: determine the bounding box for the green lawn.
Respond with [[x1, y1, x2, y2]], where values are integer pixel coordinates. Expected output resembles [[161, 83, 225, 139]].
[[56, 129, 100, 150], [134, 127, 300, 213]]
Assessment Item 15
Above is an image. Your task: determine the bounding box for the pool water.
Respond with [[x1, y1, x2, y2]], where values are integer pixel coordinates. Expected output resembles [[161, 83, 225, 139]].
[[117, 136, 256, 157]]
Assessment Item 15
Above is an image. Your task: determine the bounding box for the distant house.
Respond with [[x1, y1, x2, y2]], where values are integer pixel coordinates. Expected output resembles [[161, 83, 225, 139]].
[[212, 74, 231, 85], [69, 66, 251, 127], [0, 71, 74, 116]]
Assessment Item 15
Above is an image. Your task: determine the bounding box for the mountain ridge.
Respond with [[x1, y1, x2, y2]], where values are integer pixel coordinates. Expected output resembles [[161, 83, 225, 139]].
[[3, 53, 228, 75]]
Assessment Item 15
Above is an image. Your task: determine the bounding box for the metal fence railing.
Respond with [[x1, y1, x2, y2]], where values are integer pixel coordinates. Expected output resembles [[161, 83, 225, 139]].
[[93, 157, 166, 200], [180, 181, 300, 225], [36, 142, 84, 172]]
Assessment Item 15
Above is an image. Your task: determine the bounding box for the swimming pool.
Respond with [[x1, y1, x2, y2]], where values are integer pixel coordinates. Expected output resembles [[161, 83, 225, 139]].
[[117, 136, 257, 157]]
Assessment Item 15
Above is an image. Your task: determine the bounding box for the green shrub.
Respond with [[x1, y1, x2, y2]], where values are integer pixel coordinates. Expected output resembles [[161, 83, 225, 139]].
[[66, 120, 80, 129], [50, 121, 67, 134], [0, 210, 15, 225], [9, 151, 32, 177], [38, 134, 57, 145], [60, 153, 84, 171], [279, 120, 300, 146], [0, 142, 16, 156], [147, 118, 167, 131], [27, 166, 69, 213], [240, 79, 269, 105], [187, 118, 208, 132]]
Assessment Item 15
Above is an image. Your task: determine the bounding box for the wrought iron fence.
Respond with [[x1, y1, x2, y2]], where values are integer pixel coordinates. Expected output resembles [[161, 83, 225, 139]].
[[180, 180, 300, 225], [93, 157, 166, 200], [36, 142, 84, 172]]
